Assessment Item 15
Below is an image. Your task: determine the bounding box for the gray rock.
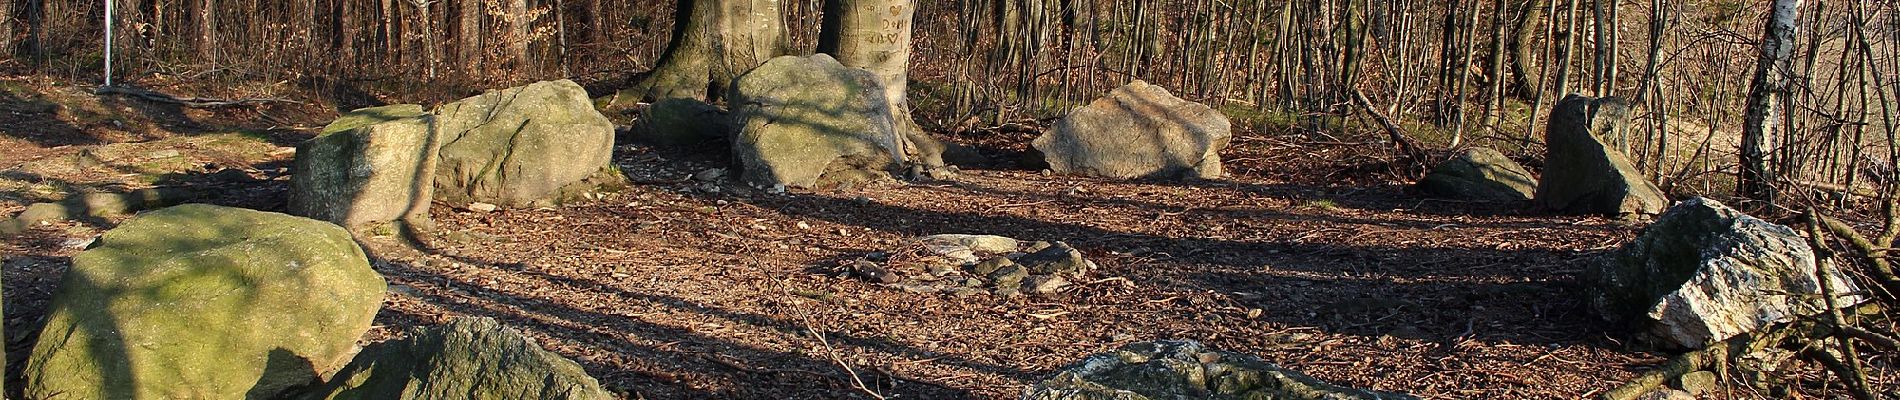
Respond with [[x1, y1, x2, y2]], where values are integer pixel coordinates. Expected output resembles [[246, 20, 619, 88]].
[[1022, 340, 1416, 400], [24, 205, 386, 400], [991, 266, 1029, 291], [854, 260, 903, 284], [631, 97, 732, 148], [1019, 242, 1090, 277], [1673, 370, 1717, 396], [1588, 197, 1863, 348], [433, 80, 620, 208], [289, 105, 437, 230], [1635, 389, 1696, 400], [1034, 81, 1232, 180], [729, 54, 904, 189], [1533, 95, 1668, 216], [972, 257, 1017, 276], [301, 317, 614, 400], [1024, 275, 1071, 294], [1415, 147, 1537, 202], [920, 234, 1022, 254]]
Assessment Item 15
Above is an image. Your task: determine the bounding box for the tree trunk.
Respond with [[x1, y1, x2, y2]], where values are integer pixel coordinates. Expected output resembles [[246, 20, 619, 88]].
[[457, 0, 481, 71], [819, 0, 946, 170], [508, 0, 529, 69], [1738, 0, 1804, 204], [622, 0, 787, 103], [0, 0, 14, 57]]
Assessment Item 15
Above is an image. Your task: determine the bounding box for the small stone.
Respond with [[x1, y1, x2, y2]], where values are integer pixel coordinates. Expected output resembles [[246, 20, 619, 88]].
[[1023, 275, 1070, 294], [1019, 242, 1089, 277], [853, 196, 872, 205], [1635, 389, 1695, 400], [927, 263, 959, 277], [796, 221, 812, 230], [960, 278, 984, 287], [989, 266, 1028, 290], [994, 288, 1022, 297], [970, 257, 1015, 276], [693, 168, 727, 182], [853, 260, 901, 284], [1024, 241, 1054, 253], [467, 202, 499, 213], [1673, 370, 1717, 396], [950, 288, 986, 297]]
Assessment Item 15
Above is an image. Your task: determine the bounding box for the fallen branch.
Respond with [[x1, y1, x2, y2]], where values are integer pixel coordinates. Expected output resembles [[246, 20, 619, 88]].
[[1350, 88, 1426, 162], [1813, 212, 1900, 299], [96, 85, 302, 108]]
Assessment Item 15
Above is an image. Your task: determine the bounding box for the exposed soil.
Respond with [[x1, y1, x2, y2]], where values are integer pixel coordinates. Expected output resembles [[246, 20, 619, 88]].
[[0, 78, 1873, 399]]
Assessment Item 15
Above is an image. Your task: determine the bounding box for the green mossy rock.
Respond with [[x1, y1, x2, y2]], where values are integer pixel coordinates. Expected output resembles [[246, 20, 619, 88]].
[[1415, 147, 1537, 202], [433, 80, 618, 208], [1034, 81, 1232, 180], [290, 105, 437, 230], [23, 204, 386, 400], [302, 317, 614, 400], [1023, 341, 1416, 400], [1533, 95, 1668, 216], [729, 54, 903, 189]]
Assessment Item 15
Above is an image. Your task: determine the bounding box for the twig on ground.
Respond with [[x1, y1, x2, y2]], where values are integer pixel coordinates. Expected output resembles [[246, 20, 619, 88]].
[[96, 85, 302, 108]]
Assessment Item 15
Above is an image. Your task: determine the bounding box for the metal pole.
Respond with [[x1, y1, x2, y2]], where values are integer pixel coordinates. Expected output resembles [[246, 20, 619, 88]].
[[103, 0, 113, 87]]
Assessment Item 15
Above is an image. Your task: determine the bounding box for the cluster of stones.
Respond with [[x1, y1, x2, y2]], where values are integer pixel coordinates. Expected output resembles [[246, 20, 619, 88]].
[[1415, 94, 1668, 217], [289, 79, 626, 233], [1023, 340, 1416, 400], [849, 234, 1096, 297]]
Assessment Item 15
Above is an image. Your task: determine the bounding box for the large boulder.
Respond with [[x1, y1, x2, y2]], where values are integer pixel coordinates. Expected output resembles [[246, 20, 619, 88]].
[[1415, 147, 1537, 202], [1534, 95, 1668, 216], [630, 97, 733, 148], [729, 54, 904, 189], [289, 104, 438, 230], [1587, 197, 1863, 348], [302, 317, 614, 400], [1034, 81, 1232, 180], [433, 79, 619, 208], [1023, 340, 1415, 400], [23, 204, 386, 399]]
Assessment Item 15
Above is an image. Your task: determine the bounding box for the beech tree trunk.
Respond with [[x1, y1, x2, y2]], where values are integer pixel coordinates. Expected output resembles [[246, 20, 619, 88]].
[[819, 0, 948, 170], [623, 0, 787, 103], [1738, 0, 1804, 204], [457, 0, 480, 70]]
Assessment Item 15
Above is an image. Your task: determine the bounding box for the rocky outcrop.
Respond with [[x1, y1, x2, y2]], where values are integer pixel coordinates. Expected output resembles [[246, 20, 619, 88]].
[[1034, 81, 1232, 180], [853, 236, 1096, 297], [1587, 197, 1862, 348], [289, 104, 438, 230], [1023, 340, 1416, 400], [1415, 147, 1537, 202], [1533, 95, 1668, 216], [433, 79, 620, 208], [302, 317, 614, 400], [729, 54, 905, 189], [23, 204, 386, 400]]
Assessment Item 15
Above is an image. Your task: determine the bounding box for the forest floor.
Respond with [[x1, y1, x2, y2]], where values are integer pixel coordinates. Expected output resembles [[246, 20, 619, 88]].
[[0, 77, 1786, 399]]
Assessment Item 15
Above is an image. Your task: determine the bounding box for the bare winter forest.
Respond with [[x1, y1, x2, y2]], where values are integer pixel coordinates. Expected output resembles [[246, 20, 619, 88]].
[[0, 0, 1898, 399]]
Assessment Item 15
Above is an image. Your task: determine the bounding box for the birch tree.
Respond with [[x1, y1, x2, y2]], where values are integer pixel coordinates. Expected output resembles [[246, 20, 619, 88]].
[[1738, 0, 1804, 203]]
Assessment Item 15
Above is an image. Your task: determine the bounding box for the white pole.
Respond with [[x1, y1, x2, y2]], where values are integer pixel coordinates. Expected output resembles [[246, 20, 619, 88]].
[[103, 0, 113, 87]]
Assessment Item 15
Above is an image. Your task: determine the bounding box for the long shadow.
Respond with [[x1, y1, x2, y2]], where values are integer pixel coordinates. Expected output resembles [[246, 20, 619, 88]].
[[372, 257, 981, 399], [740, 192, 1625, 347]]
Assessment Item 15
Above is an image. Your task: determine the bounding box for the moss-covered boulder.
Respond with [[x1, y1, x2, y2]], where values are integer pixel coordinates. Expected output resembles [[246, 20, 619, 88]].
[[1533, 95, 1668, 216], [729, 54, 904, 189], [1024, 341, 1415, 400], [1588, 197, 1863, 348], [1034, 81, 1232, 180], [631, 97, 732, 148], [433, 80, 620, 208], [22, 204, 386, 400], [302, 317, 614, 400], [289, 104, 437, 230], [1415, 147, 1537, 202]]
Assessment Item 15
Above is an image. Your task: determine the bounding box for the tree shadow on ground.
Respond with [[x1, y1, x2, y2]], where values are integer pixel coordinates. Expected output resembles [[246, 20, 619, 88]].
[[741, 191, 1625, 349], [373, 254, 989, 399]]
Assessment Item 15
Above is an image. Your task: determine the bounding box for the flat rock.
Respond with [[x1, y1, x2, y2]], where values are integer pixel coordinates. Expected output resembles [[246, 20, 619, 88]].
[[1023, 340, 1416, 400]]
